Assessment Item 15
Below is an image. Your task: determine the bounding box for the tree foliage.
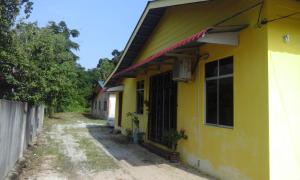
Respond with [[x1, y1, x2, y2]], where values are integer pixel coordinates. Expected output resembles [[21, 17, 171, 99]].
[[96, 58, 116, 80], [0, 0, 34, 99], [111, 49, 123, 64], [0, 0, 32, 50], [5, 22, 81, 116]]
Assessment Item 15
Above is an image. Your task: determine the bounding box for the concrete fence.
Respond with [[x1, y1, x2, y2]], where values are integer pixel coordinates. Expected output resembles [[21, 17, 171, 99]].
[[0, 99, 44, 180]]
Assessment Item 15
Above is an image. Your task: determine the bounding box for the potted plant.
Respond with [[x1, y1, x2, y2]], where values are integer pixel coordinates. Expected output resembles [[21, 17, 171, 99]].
[[164, 129, 188, 163], [126, 112, 145, 144]]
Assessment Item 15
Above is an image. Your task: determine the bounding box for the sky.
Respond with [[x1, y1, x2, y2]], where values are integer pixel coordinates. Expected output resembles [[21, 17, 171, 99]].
[[26, 0, 149, 69]]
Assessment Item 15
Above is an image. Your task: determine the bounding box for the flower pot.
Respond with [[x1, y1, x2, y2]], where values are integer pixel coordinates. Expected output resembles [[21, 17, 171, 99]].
[[169, 152, 180, 163], [137, 132, 145, 144], [133, 132, 145, 144], [133, 133, 139, 144]]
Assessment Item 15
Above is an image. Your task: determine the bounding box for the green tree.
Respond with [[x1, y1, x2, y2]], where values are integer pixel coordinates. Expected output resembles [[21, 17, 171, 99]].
[[0, 0, 33, 99], [47, 21, 80, 60], [111, 49, 123, 65], [0, 0, 33, 60], [96, 58, 116, 81], [87, 49, 122, 92], [0, 0, 33, 39], [7, 22, 81, 117]]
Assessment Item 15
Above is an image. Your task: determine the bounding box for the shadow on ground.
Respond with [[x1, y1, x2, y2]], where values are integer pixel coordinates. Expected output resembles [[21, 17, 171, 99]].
[[87, 124, 215, 180], [81, 113, 101, 120]]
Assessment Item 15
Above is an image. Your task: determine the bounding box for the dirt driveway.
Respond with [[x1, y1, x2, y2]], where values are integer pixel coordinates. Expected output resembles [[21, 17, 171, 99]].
[[20, 112, 214, 180]]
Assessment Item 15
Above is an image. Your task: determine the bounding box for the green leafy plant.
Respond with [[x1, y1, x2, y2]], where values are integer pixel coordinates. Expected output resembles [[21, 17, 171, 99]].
[[126, 112, 146, 144], [126, 112, 139, 130], [164, 129, 188, 152]]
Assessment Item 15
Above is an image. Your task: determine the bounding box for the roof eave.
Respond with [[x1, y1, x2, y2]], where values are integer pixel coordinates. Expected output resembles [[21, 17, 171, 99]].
[[104, 0, 210, 87]]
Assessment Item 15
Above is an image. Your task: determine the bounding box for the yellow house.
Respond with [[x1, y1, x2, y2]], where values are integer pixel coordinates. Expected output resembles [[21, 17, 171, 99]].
[[104, 0, 300, 179]]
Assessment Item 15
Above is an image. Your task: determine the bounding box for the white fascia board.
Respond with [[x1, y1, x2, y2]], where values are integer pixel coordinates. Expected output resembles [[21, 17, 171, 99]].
[[149, 0, 209, 8], [106, 86, 124, 92]]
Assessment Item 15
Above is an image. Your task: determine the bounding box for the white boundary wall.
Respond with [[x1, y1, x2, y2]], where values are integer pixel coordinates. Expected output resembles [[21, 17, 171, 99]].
[[0, 100, 44, 180]]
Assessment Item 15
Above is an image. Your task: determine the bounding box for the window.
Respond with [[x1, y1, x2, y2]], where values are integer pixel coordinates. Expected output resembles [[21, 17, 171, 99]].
[[104, 101, 107, 111], [98, 101, 101, 110], [205, 57, 234, 127], [136, 80, 144, 114]]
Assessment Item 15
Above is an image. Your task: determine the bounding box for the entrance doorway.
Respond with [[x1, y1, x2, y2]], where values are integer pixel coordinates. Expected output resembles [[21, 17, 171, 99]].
[[118, 92, 123, 127], [148, 71, 177, 146]]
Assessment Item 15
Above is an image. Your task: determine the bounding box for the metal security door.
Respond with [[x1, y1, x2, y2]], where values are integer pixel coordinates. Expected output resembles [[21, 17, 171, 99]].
[[148, 71, 177, 146]]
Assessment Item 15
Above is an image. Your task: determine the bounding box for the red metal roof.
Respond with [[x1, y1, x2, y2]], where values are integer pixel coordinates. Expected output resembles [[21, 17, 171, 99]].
[[112, 28, 210, 78]]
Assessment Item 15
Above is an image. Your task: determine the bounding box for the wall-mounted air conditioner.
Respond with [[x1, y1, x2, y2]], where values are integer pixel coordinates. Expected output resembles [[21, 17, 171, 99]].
[[172, 58, 192, 81]]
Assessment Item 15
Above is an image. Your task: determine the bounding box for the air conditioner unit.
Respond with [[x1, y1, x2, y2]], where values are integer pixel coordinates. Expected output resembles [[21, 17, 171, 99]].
[[172, 58, 192, 81]]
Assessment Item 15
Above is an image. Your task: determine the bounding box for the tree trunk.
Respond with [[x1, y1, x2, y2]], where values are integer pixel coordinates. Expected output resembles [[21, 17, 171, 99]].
[[48, 99, 56, 118], [48, 105, 54, 118]]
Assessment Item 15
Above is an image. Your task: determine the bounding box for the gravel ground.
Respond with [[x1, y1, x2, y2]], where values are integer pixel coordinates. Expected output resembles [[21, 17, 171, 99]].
[[19, 112, 214, 180]]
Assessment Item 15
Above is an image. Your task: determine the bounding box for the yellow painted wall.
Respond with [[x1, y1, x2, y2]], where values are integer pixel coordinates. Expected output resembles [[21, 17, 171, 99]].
[[120, 78, 136, 131], [121, 33, 269, 180], [119, 77, 150, 134], [266, 0, 300, 179], [177, 25, 269, 179]]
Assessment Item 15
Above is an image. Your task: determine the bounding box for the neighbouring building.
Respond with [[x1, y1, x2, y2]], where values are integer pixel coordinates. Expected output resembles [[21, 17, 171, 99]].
[[91, 81, 120, 127], [104, 0, 300, 179], [91, 81, 109, 120], [105, 85, 124, 127]]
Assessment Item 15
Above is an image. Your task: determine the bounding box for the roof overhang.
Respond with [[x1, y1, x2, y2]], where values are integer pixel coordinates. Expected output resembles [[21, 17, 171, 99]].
[[106, 86, 124, 92], [198, 26, 247, 46], [107, 25, 247, 82], [104, 0, 210, 87], [147, 0, 210, 8]]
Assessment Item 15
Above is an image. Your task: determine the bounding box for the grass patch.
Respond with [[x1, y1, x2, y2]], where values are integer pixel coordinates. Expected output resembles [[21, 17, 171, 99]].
[[34, 112, 114, 175], [64, 126, 89, 134], [44, 112, 107, 130], [30, 136, 74, 175], [64, 125, 118, 172], [75, 135, 118, 172]]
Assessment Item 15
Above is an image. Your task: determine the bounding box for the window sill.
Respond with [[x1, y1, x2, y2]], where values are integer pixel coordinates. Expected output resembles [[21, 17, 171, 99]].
[[204, 123, 234, 129]]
